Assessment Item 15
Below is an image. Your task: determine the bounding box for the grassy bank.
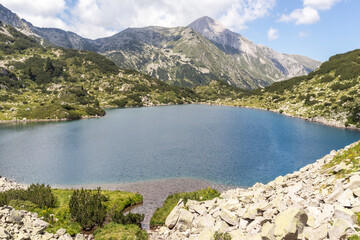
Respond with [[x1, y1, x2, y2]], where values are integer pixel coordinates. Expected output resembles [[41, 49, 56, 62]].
[[1, 187, 145, 238], [150, 188, 220, 228]]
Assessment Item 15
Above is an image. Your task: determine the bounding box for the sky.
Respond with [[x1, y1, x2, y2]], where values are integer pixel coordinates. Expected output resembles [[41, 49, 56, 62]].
[[0, 0, 359, 62]]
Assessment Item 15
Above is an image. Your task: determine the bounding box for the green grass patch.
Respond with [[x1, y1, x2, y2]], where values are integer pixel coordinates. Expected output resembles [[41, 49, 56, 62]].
[[93, 223, 148, 240], [150, 188, 220, 228], [323, 142, 360, 176], [9, 188, 143, 236]]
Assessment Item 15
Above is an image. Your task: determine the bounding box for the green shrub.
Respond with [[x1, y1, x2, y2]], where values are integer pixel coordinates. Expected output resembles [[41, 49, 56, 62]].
[[112, 211, 144, 227], [67, 110, 82, 120], [0, 184, 56, 208], [214, 231, 232, 240], [69, 188, 107, 230]]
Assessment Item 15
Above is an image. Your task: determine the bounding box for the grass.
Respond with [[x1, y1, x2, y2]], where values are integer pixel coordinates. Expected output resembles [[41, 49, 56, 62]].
[[323, 141, 360, 177], [11, 188, 143, 236], [150, 188, 220, 228], [93, 223, 148, 240]]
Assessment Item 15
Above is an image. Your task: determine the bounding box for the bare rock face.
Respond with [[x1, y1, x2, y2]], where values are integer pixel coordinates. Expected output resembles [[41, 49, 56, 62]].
[[154, 140, 360, 240]]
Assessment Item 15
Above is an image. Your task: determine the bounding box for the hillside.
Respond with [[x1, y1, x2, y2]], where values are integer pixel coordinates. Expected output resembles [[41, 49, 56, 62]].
[[230, 49, 360, 129], [0, 24, 200, 121], [0, 4, 320, 90]]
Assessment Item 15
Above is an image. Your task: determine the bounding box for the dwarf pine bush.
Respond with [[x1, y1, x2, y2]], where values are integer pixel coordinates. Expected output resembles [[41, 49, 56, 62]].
[[69, 188, 107, 230]]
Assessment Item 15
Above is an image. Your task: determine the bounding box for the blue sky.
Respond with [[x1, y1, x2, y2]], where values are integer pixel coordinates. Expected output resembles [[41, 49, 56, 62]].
[[1, 0, 359, 62]]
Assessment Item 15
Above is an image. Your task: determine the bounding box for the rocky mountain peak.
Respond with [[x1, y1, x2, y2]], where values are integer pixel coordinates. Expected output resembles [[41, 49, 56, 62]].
[[0, 4, 27, 29], [188, 16, 227, 37]]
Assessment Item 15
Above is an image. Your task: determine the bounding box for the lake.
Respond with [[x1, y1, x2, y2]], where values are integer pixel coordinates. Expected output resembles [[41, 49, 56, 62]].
[[1, 104, 360, 187]]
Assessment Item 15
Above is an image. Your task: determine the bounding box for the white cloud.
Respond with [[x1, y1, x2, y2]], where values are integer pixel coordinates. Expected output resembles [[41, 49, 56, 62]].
[[219, 0, 276, 31], [279, 0, 341, 25], [303, 0, 341, 10], [267, 27, 279, 40], [299, 31, 310, 37], [0, 0, 69, 29], [0, 0, 277, 39], [279, 6, 320, 24]]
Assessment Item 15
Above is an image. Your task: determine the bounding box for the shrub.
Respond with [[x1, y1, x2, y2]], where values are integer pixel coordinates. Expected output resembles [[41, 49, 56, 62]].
[[112, 211, 144, 227], [0, 184, 56, 208], [67, 110, 82, 120], [214, 231, 232, 240], [69, 188, 107, 230]]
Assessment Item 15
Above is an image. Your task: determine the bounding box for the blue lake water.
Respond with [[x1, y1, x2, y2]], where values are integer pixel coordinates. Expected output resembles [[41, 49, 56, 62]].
[[0, 105, 360, 187]]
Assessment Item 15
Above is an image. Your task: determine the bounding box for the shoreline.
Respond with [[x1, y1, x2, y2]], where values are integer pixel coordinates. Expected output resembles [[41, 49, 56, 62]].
[[0, 102, 358, 132], [53, 177, 237, 230]]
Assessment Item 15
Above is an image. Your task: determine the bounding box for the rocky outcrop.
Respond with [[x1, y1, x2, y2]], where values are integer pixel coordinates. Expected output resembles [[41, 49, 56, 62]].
[[153, 141, 360, 239], [0, 176, 26, 192], [0, 206, 87, 240]]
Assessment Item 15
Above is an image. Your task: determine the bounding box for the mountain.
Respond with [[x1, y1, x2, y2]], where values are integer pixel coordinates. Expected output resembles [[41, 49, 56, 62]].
[[0, 4, 321, 89], [232, 49, 360, 128], [0, 24, 204, 121], [188, 16, 321, 82]]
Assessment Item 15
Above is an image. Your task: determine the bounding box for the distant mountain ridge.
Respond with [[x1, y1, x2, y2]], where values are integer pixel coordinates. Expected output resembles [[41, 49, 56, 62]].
[[0, 4, 321, 89]]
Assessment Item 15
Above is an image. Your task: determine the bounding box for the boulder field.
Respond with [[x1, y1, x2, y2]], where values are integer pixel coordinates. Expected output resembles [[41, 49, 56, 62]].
[[150, 141, 360, 240]]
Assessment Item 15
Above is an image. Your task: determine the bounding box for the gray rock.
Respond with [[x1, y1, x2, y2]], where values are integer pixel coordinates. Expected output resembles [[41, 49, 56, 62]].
[[219, 208, 237, 226], [0, 227, 10, 240], [165, 206, 181, 229]]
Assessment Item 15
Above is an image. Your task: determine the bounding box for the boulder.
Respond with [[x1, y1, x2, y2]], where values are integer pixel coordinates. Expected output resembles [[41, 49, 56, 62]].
[[220, 208, 237, 226], [229, 229, 246, 240], [176, 209, 194, 231], [328, 218, 354, 240], [165, 206, 181, 229], [334, 205, 357, 225], [273, 207, 308, 239], [198, 228, 215, 240], [75, 233, 86, 240], [0, 227, 10, 240], [345, 175, 360, 190], [261, 222, 275, 240]]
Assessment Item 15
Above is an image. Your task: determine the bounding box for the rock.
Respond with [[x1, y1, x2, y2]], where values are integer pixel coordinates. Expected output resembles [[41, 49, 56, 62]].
[[334, 205, 357, 225], [32, 219, 49, 233], [0, 227, 10, 240], [176, 209, 194, 231], [220, 208, 237, 226], [198, 228, 215, 240], [75, 233, 86, 240], [165, 206, 181, 229], [56, 228, 67, 236], [273, 207, 308, 239], [58, 233, 73, 240], [261, 222, 275, 240], [239, 218, 248, 230], [187, 202, 207, 216], [338, 189, 355, 207], [345, 174, 360, 190], [214, 220, 229, 233], [229, 229, 246, 240], [326, 179, 344, 202], [352, 187, 360, 197], [328, 218, 354, 240]]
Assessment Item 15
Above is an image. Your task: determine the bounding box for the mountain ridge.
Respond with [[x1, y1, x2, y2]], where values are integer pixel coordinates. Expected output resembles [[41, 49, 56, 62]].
[[0, 4, 321, 89]]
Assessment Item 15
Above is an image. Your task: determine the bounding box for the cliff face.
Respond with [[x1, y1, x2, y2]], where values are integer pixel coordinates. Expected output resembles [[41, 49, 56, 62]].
[[153, 141, 360, 239]]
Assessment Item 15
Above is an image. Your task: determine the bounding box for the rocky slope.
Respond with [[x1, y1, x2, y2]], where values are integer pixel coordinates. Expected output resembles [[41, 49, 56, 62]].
[[188, 17, 320, 83], [229, 49, 360, 129], [151, 140, 360, 240], [0, 4, 320, 89]]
